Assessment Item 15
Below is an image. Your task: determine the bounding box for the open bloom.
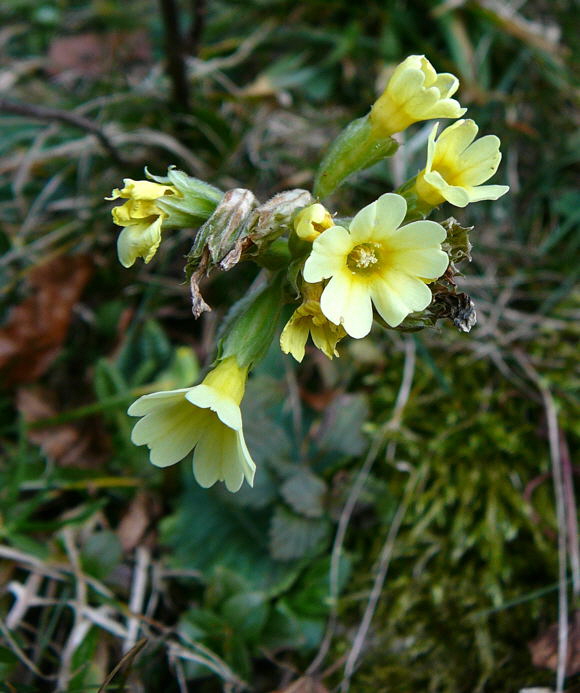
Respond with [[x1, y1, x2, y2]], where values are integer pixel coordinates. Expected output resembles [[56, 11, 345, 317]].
[[370, 55, 466, 137], [294, 203, 334, 242], [302, 193, 449, 338], [128, 356, 255, 492], [280, 282, 346, 362], [107, 179, 180, 267], [415, 120, 510, 207]]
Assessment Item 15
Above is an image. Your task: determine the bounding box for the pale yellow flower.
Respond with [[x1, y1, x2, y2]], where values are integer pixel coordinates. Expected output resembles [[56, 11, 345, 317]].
[[415, 120, 509, 207], [294, 203, 334, 242], [370, 55, 466, 137], [128, 356, 255, 492], [280, 283, 346, 362], [302, 193, 449, 338], [107, 178, 179, 268]]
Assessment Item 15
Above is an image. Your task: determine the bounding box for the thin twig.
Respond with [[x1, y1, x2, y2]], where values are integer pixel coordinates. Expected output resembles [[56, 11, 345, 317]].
[[187, 0, 207, 56], [306, 336, 416, 675], [515, 351, 569, 693], [0, 617, 56, 680], [560, 432, 580, 598], [340, 465, 420, 691], [0, 97, 124, 164], [158, 0, 190, 109], [58, 528, 90, 689], [124, 548, 151, 654]]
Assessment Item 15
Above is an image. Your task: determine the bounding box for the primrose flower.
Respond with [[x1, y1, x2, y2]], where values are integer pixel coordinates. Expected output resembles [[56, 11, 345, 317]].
[[370, 55, 466, 137], [415, 120, 510, 207], [128, 356, 255, 492], [294, 203, 334, 242], [303, 193, 449, 338], [107, 178, 180, 268], [280, 282, 346, 362]]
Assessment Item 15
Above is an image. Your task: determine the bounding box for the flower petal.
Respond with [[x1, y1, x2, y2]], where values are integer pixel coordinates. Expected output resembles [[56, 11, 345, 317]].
[[384, 219, 447, 249], [423, 172, 471, 207], [432, 119, 478, 166], [386, 271, 433, 312], [186, 384, 242, 430], [370, 277, 413, 327], [233, 431, 256, 490], [193, 421, 244, 491], [373, 193, 408, 236], [128, 389, 191, 416], [321, 273, 373, 338], [464, 184, 510, 203], [390, 247, 449, 279], [457, 135, 502, 185], [303, 225, 351, 282], [432, 72, 459, 98], [117, 217, 162, 268]]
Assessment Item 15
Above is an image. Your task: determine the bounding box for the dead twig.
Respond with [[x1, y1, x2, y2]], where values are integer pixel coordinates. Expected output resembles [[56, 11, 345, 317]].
[[515, 351, 570, 693], [0, 97, 125, 165], [158, 0, 190, 110], [307, 336, 417, 676]]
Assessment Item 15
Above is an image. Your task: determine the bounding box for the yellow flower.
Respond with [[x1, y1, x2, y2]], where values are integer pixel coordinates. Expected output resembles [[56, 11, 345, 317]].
[[107, 179, 176, 201], [415, 120, 509, 207], [294, 203, 334, 242], [280, 283, 346, 362], [128, 356, 255, 492], [107, 178, 179, 268], [370, 55, 466, 137], [302, 193, 448, 338]]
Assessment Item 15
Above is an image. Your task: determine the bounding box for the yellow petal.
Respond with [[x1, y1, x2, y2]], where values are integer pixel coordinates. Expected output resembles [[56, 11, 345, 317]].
[[303, 225, 351, 282], [321, 273, 373, 338]]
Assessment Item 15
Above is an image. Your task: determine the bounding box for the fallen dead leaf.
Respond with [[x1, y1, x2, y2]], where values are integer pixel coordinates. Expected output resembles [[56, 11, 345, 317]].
[[47, 31, 151, 79], [17, 386, 110, 468], [117, 491, 161, 552], [529, 610, 580, 675], [0, 254, 93, 385]]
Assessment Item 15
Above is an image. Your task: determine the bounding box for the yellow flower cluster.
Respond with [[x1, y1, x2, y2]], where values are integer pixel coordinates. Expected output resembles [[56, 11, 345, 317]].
[[118, 54, 509, 494], [107, 179, 179, 267], [369, 55, 508, 209]]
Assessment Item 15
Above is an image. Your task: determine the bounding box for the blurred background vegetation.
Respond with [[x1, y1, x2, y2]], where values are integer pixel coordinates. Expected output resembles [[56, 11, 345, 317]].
[[0, 0, 578, 691]]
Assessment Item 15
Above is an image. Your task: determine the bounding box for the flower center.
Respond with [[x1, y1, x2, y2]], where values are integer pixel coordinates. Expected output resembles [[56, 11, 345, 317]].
[[347, 242, 382, 274]]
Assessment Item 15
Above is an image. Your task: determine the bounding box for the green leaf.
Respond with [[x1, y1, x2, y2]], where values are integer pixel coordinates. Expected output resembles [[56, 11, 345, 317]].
[[316, 393, 368, 457], [269, 507, 330, 561], [286, 555, 351, 619], [261, 600, 306, 651], [281, 472, 326, 518], [221, 591, 270, 642], [161, 478, 299, 594], [80, 530, 122, 581]]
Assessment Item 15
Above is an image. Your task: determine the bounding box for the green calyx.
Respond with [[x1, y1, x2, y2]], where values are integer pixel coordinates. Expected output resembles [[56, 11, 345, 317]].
[[218, 273, 285, 370], [313, 114, 399, 200]]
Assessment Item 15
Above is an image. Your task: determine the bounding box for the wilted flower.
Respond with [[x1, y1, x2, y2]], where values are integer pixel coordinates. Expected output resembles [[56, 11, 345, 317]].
[[294, 203, 334, 242], [280, 282, 346, 362], [303, 193, 449, 338], [415, 120, 510, 207], [107, 178, 180, 267], [370, 55, 466, 137], [128, 356, 255, 492]]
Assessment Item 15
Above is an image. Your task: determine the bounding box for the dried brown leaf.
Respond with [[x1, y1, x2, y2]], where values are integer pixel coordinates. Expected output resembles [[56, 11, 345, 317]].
[[529, 611, 580, 675], [48, 32, 151, 79], [117, 492, 161, 552], [17, 386, 110, 468], [0, 255, 93, 385]]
